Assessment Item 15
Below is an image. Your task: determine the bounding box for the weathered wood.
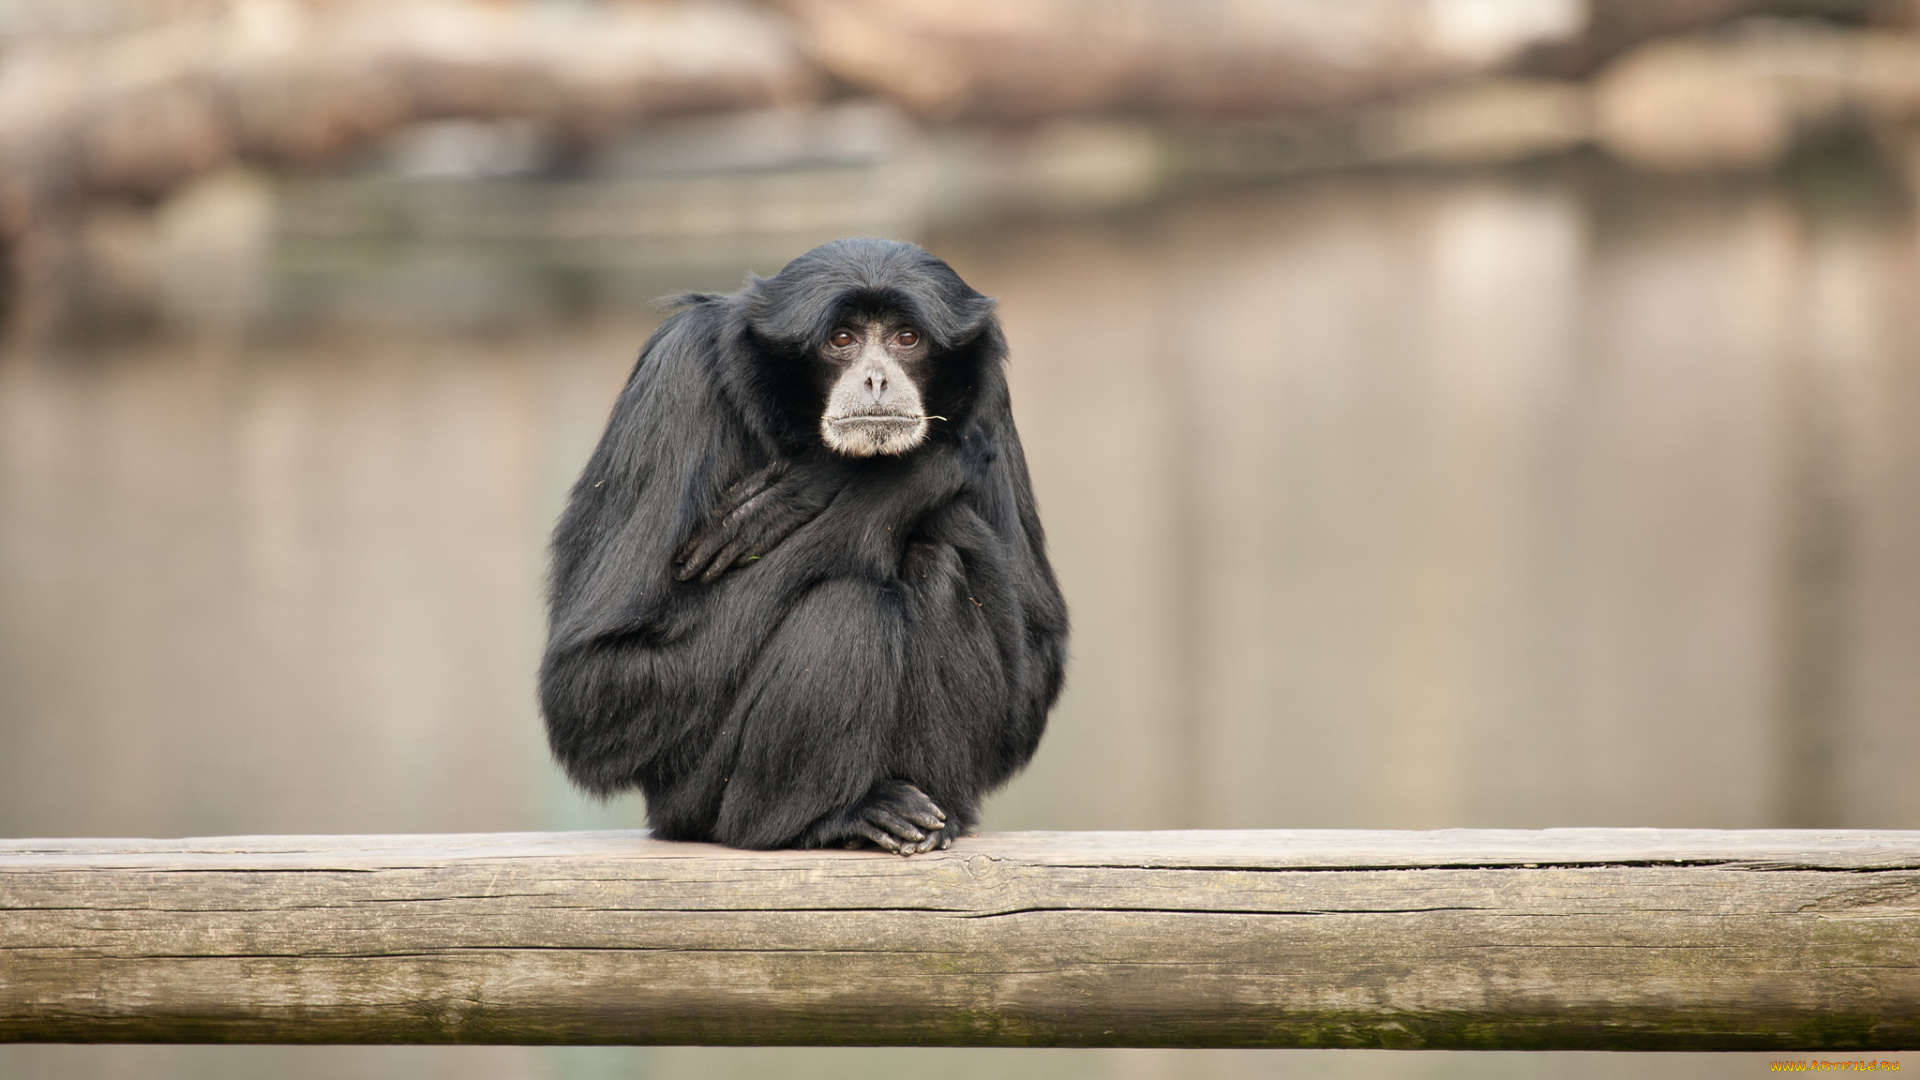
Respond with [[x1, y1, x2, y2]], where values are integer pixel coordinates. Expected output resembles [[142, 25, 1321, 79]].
[[3, 829, 1917, 1049]]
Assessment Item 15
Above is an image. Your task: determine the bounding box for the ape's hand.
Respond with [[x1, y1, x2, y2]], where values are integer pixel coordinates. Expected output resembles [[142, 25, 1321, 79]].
[[674, 462, 833, 583]]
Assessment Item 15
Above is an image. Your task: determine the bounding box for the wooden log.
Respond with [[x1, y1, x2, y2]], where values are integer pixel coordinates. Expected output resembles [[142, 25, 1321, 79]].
[[2, 829, 1917, 1049]]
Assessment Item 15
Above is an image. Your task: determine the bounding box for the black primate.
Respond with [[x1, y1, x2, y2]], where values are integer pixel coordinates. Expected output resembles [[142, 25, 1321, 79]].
[[539, 238, 1068, 854]]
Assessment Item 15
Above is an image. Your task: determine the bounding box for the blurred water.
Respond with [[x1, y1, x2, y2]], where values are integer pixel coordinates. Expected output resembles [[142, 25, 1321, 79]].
[[2, 160, 1918, 1078]]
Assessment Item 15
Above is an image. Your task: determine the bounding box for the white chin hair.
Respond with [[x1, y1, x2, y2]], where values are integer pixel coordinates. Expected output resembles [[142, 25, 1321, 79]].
[[821, 416, 930, 457]]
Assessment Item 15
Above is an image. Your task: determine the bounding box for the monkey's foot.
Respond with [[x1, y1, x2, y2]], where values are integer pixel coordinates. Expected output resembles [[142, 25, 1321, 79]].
[[817, 781, 954, 856]]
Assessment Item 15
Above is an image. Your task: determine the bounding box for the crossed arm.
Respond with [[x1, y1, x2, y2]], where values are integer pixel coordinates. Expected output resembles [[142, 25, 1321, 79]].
[[673, 444, 983, 586], [674, 460, 834, 583]]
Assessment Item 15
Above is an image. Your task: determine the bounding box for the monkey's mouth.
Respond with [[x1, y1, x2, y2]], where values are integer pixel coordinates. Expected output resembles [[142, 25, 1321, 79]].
[[821, 413, 934, 457]]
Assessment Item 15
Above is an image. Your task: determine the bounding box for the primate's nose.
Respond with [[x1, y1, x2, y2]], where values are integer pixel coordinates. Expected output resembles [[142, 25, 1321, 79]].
[[863, 367, 888, 401]]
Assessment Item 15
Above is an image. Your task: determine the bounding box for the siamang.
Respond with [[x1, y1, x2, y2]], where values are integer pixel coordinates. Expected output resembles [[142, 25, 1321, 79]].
[[539, 238, 1068, 854]]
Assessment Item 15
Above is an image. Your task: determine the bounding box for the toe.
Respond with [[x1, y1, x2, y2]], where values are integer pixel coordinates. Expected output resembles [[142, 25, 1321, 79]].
[[854, 823, 902, 853], [863, 808, 925, 844], [891, 784, 948, 829]]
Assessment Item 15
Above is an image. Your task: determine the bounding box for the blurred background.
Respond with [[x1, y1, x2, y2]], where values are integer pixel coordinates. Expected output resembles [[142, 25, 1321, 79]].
[[3, 0, 1919, 1077]]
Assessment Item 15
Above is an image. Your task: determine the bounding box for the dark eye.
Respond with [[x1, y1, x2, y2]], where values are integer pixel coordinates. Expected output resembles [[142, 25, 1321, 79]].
[[896, 329, 920, 347], [829, 329, 856, 348]]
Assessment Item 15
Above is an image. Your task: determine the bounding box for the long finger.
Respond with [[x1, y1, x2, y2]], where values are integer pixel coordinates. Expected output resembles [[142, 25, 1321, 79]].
[[676, 532, 729, 579], [699, 536, 754, 583]]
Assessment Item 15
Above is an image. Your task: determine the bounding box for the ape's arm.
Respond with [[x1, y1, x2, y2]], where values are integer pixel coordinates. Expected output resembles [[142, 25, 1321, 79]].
[[547, 306, 745, 649], [959, 393, 1069, 779], [674, 433, 992, 589], [541, 303, 760, 796]]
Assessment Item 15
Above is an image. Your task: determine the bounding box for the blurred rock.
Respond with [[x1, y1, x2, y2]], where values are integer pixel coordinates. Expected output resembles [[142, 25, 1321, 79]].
[[154, 167, 274, 323], [1140, 77, 1591, 188], [1516, 0, 1894, 77], [1361, 77, 1591, 164], [21, 167, 275, 327], [1595, 21, 1920, 171], [72, 203, 163, 319], [589, 99, 914, 177], [0, 0, 232, 41], [769, 0, 1592, 120], [271, 103, 1168, 253], [8, 0, 1916, 232], [0, 0, 820, 232], [995, 122, 1165, 209], [10, 0, 1920, 332], [1904, 127, 1920, 200], [764, 0, 1911, 121], [82, 76, 234, 197], [387, 119, 553, 179]]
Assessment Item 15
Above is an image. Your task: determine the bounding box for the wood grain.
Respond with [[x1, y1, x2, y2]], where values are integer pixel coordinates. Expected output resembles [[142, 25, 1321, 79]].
[[3, 829, 1917, 1049]]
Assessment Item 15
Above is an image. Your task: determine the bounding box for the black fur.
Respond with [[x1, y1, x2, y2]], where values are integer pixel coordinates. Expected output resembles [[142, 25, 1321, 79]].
[[539, 238, 1069, 850]]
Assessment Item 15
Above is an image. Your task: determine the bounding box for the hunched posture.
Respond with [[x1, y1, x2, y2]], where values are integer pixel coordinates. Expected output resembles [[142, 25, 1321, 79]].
[[540, 239, 1068, 854]]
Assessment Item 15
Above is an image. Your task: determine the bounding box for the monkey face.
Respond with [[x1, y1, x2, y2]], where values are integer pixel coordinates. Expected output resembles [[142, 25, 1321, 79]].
[[817, 317, 935, 457]]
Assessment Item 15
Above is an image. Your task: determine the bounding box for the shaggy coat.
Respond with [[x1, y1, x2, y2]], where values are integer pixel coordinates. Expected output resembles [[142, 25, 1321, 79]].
[[539, 239, 1068, 848]]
